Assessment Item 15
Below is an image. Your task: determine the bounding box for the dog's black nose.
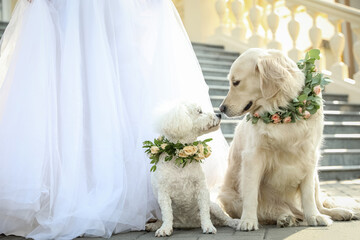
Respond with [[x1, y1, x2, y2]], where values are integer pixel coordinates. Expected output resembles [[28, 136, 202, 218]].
[[219, 105, 226, 113], [216, 113, 222, 119]]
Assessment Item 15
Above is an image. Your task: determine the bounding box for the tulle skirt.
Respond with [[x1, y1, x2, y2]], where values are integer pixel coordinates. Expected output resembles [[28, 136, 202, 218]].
[[0, 0, 228, 239]]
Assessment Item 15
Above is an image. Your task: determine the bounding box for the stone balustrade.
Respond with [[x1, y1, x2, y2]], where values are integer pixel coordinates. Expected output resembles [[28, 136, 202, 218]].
[[205, 0, 360, 103]]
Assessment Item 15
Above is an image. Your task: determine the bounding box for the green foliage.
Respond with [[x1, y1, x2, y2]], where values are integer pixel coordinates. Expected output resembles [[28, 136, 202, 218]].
[[247, 49, 331, 125]]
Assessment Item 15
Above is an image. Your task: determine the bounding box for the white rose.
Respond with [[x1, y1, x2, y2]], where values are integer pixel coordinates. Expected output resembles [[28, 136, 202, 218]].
[[197, 144, 204, 155], [161, 143, 168, 149], [205, 146, 212, 158], [178, 150, 187, 158], [183, 146, 198, 156], [195, 153, 205, 161], [150, 146, 160, 154]]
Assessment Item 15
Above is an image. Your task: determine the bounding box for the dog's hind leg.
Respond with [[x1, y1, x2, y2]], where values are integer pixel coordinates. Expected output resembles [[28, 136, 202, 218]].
[[218, 187, 243, 219], [314, 175, 354, 221], [210, 202, 240, 229], [145, 220, 163, 232], [274, 205, 301, 228]]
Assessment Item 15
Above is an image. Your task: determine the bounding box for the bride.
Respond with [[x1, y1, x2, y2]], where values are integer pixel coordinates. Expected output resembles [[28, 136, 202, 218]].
[[0, 0, 228, 239]]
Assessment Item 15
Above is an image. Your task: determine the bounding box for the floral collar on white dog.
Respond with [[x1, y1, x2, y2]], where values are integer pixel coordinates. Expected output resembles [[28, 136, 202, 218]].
[[143, 136, 212, 172], [247, 49, 332, 124]]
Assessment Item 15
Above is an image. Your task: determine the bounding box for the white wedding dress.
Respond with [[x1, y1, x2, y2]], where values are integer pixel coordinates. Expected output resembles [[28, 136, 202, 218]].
[[0, 0, 229, 239]]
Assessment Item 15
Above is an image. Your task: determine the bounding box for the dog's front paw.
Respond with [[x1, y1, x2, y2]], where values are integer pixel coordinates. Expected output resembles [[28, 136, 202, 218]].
[[155, 225, 173, 237], [306, 214, 332, 226], [237, 218, 259, 231], [202, 223, 217, 234]]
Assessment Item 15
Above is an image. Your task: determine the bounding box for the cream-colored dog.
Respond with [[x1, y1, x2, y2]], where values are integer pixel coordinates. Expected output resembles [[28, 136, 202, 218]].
[[218, 48, 358, 231], [146, 102, 240, 237]]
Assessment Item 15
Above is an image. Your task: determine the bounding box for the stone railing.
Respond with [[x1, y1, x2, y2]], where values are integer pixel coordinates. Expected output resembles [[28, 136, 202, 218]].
[[186, 0, 360, 103]]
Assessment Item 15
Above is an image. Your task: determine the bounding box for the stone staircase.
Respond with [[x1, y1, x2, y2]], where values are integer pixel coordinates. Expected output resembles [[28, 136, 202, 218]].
[[192, 42, 360, 181]]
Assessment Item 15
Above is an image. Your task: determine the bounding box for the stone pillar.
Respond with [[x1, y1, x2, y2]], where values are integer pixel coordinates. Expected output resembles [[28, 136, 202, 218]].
[[183, 0, 220, 43]]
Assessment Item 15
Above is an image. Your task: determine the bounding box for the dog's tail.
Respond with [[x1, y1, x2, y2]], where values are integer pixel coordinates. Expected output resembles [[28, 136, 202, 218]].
[[315, 175, 360, 220]]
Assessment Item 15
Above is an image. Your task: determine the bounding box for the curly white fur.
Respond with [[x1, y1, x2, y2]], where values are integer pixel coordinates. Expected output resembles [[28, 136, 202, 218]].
[[146, 102, 240, 237], [218, 48, 358, 231]]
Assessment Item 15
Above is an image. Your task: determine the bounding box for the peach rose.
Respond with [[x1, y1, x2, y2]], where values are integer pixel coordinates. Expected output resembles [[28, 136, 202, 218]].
[[195, 153, 205, 161], [253, 112, 260, 118], [283, 116, 292, 123], [178, 150, 187, 158], [205, 146, 212, 158], [298, 107, 303, 114], [271, 114, 281, 124], [197, 144, 204, 154], [160, 143, 167, 150], [183, 146, 198, 156], [304, 111, 311, 119], [314, 85, 321, 95], [150, 146, 159, 154]]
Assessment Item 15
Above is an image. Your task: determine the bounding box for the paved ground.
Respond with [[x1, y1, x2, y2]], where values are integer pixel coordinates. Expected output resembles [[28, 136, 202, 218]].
[[1, 179, 360, 240]]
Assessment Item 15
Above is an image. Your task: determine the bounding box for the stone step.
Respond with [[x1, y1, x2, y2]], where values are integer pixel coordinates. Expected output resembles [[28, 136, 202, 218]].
[[0, 22, 7, 37], [223, 134, 360, 149], [202, 68, 230, 77], [219, 120, 360, 135], [0, 22, 7, 29], [318, 165, 360, 181], [199, 60, 232, 70], [324, 111, 360, 121], [321, 149, 360, 166], [192, 42, 224, 49], [322, 122, 360, 134], [193, 46, 239, 56], [210, 96, 360, 112], [324, 101, 360, 111], [321, 93, 348, 102], [323, 134, 360, 149], [195, 53, 238, 62], [204, 76, 229, 86]]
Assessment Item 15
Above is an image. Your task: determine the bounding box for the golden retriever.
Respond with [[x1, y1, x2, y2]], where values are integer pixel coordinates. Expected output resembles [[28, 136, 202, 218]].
[[218, 48, 357, 231]]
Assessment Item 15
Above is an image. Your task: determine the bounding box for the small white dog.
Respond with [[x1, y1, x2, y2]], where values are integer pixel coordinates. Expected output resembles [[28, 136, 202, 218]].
[[145, 102, 240, 237], [218, 48, 358, 231]]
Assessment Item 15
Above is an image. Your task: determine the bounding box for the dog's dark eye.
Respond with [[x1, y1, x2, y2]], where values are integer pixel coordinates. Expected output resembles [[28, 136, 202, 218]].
[[197, 109, 202, 114], [233, 81, 240, 86]]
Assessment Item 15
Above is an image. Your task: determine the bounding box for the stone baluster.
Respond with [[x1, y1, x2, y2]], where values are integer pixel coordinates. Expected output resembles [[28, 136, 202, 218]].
[[351, 25, 360, 85], [215, 0, 230, 36], [261, 2, 269, 47], [267, 0, 281, 50], [287, 4, 302, 61], [329, 18, 349, 81], [308, 10, 325, 70], [231, 0, 246, 42], [248, 0, 264, 47]]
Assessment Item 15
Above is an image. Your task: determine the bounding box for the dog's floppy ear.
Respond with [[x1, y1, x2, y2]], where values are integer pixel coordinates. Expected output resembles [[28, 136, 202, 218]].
[[256, 50, 296, 99], [156, 103, 193, 140]]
